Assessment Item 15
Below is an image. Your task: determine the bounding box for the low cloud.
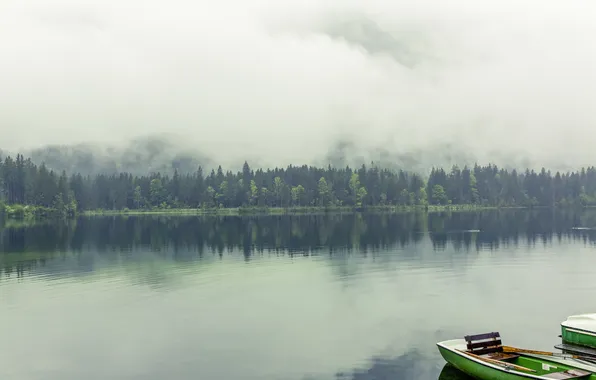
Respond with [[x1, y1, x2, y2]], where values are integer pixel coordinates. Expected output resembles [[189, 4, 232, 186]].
[[1, 0, 595, 173]]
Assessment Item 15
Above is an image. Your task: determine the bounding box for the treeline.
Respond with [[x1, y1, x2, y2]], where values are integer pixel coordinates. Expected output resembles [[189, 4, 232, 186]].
[[2, 153, 596, 214]]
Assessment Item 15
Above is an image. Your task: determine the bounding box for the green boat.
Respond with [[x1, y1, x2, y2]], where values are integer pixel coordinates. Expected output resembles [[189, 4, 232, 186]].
[[437, 332, 596, 379], [561, 314, 596, 349]]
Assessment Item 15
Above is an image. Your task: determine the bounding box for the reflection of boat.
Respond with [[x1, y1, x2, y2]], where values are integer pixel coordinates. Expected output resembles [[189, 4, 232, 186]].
[[438, 363, 474, 379], [437, 332, 596, 379]]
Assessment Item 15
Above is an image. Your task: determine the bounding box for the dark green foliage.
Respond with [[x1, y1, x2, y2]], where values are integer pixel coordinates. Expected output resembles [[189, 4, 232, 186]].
[[2, 153, 596, 213]]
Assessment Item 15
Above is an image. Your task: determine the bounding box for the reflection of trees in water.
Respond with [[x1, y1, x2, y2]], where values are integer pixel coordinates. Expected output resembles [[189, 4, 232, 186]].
[[3, 209, 596, 278], [328, 357, 472, 380], [326, 350, 442, 380], [301, 352, 472, 380]]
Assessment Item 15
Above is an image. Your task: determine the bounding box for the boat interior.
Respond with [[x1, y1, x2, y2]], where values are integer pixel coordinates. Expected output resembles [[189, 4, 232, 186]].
[[463, 332, 593, 379]]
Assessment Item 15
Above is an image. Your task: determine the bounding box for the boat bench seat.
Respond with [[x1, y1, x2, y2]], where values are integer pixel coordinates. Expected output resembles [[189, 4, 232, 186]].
[[464, 332, 520, 361], [543, 369, 592, 379]]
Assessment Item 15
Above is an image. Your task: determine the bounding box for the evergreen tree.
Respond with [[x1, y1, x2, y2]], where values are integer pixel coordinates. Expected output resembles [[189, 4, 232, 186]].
[[1, 152, 596, 214]]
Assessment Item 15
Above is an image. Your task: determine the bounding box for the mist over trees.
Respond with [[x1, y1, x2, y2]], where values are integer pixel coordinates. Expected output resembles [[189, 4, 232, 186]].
[[2, 151, 596, 214], [19, 138, 214, 177], [4, 136, 575, 181], [3, 135, 586, 185]]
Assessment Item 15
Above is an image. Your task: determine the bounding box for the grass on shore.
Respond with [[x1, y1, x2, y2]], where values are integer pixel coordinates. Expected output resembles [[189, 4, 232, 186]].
[[2, 202, 583, 221], [82, 204, 504, 217]]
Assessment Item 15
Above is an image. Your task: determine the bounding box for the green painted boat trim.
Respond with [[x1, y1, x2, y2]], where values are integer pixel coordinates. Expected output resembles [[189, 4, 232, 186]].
[[561, 314, 596, 349], [437, 339, 596, 380], [563, 326, 596, 349]]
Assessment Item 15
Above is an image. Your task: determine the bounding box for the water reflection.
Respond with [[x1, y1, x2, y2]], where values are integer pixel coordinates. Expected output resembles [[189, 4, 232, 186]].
[[2, 209, 596, 280], [2, 210, 595, 380], [305, 352, 473, 380], [437, 364, 474, 380], [334, 350, 439, 380]]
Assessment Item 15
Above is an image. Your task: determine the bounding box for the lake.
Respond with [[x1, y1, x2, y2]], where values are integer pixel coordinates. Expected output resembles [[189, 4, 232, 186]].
[[2, 209, 596, 380]]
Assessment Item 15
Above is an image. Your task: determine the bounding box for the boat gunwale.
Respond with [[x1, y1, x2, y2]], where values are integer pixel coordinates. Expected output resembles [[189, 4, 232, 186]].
[[437, 339, 593, 380], [562, 324, 596, 338], [520, 352, 596, 374]]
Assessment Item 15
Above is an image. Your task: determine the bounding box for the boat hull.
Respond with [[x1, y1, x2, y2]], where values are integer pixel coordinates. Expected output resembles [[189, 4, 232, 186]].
[[437, 343, 527, 380], [561, 314, 596, 349], [562, 325, 596, 349]]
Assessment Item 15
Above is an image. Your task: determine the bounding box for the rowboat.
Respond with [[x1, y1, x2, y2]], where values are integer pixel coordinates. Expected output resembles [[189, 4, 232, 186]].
[[437, 332, 596, 379]]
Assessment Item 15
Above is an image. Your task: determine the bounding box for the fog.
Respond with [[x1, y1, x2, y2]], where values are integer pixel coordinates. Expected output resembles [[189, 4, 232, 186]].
[[1, 0, 595, 174]]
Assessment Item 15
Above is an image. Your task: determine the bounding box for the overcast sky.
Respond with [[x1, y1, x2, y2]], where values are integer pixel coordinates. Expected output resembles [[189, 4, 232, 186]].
[[1, 0, 595, 169]]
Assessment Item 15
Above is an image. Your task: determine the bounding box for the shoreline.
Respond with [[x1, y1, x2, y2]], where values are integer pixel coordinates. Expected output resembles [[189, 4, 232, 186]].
[[2, 203, 591, 221], [82, 204, 517, 217]]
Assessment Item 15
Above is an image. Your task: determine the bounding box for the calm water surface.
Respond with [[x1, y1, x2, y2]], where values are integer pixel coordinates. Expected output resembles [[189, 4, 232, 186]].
[[2, 210, 596, 380]]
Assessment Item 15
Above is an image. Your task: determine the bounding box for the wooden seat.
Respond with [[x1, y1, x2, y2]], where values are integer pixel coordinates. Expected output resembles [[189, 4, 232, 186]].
[[464, 332, 520, 361], [543, 369, 592, 379]]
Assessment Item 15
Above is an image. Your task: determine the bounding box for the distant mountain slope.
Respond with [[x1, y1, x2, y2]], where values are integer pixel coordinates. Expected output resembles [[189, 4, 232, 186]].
[[18, 137, 214, 176], [0, 135, 585, 178]]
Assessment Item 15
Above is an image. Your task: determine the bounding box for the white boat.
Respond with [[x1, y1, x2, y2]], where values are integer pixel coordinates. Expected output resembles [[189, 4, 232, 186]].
[[561, 314, 596, 349]]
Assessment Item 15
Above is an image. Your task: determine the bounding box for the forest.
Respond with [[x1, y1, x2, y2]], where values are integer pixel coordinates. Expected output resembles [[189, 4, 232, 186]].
[[2, 152, 596, 217]]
